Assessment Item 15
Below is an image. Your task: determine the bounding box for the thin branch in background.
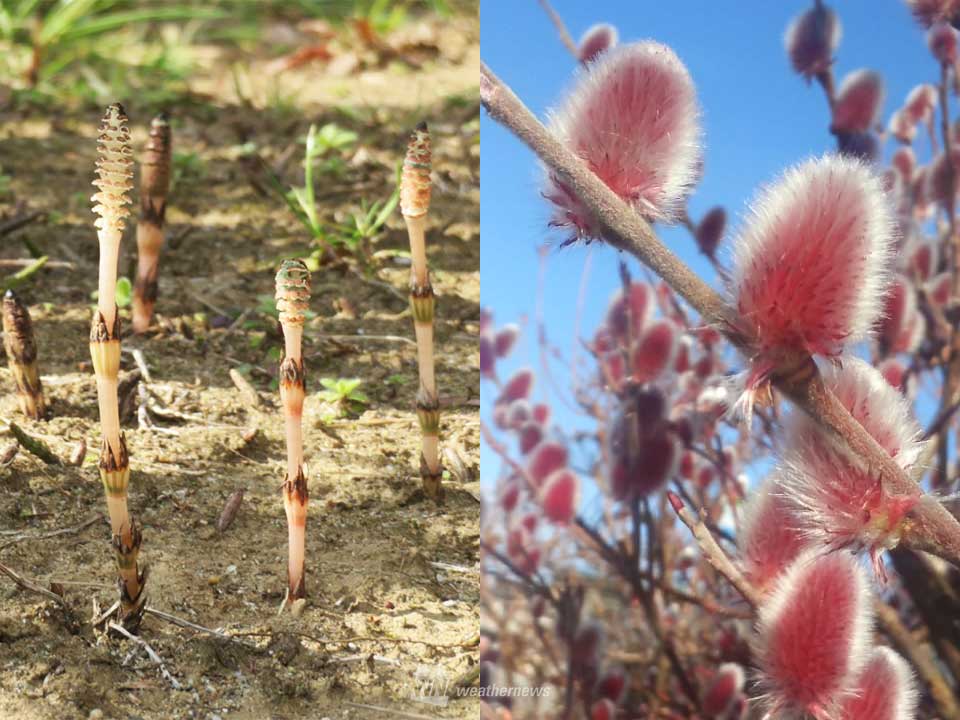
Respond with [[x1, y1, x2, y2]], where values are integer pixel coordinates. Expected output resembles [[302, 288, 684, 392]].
[[666, 491, 760, 609], [537, 0, 579, 59], [0, 560, 66, 607]]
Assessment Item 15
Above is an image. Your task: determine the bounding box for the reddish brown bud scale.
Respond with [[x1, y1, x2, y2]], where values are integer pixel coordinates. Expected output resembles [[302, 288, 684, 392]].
[[695, 206, 726, 258], [2, 290, 45, 420], [784, 2, 842, 79]]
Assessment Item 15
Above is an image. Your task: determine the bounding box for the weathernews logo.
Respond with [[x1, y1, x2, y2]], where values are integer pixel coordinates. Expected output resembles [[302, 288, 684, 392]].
[[408, 665, 552, 707]]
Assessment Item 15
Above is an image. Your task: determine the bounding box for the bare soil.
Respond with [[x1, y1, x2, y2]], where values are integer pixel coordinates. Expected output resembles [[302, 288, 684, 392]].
[[0, 16, 479, 720]]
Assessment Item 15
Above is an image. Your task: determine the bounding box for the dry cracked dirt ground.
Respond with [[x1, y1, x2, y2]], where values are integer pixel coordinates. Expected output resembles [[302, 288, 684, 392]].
[[0, 13, 479, 720]]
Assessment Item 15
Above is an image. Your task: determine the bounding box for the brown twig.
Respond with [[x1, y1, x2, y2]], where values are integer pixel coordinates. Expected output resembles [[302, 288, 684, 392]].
[[108, 621, 182, 690], [5, 422, 60, 464], [0, 514, 101, 551], [666, 492, 760, 609], [0, 560, 65, 606], [537, 0, 580, 59], [479, 61, 960, 568], [0, 211, 43, 238], [875, 599, 960, 719]]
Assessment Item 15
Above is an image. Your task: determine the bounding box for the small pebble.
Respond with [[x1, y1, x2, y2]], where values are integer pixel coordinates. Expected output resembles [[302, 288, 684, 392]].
[[290, 598, 307, 617], [88, 711, 103, 720], [226, 564, 237, 575]]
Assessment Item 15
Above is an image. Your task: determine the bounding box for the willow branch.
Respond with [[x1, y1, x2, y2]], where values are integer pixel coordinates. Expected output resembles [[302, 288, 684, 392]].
[[537, 0, 579, 59], [479, 60, 960, 568], [875, 599, 960, 719], [667, 492, 761, 609]]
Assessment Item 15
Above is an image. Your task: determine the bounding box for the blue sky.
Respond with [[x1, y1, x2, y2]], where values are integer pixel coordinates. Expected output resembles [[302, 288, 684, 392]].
[[479, 1, 943, 494]]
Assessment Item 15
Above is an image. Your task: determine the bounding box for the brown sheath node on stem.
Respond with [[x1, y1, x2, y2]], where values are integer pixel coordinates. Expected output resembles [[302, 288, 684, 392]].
[[416, 388, 440, 435], [279, 356, 306, 389], [410, 282, 435, 323], [133, 114, 172, 334], [419, 453, 444, 502], [112, 518, 147, 630], [89, 307, 120, 343], [98, 433, 130, 474], [2, 290, 45, 420], [284, 465, 309, 505]]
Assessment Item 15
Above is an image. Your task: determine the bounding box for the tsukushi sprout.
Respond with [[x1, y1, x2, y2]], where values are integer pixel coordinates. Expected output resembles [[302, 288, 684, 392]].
[[132, 113, 172, 333], [400, 122, 443, 501], [275, 258, 311, 605], [2, 289, 45, 420], [90, 103, 146, 630]]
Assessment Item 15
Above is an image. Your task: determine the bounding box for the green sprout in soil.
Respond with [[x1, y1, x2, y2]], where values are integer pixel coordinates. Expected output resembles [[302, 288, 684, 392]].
[[91, 276, 133, 309], [286, 123, 358, 243], [275, 259, 312, 606], [89, 103, 146, 630], [318, 378, 369, 418], [2, 290, 45, 420], [0, 1, 222, 89], [400, 121, 443, 501], [133, 113, 172, 333]]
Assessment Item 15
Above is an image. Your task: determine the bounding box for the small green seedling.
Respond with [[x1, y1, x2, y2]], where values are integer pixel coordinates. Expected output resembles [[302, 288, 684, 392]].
[[318, 377, 368, 418]]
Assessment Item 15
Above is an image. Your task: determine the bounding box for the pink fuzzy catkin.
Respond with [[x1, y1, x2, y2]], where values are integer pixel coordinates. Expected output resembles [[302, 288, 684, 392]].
[[892, 146, 916, 183], [731, 156, 895, 370], [737, 475, 808, 593], [702, 663, 745, 717], [540, 469, 578, 524], [784, 2, 842, 79], [754, 551, 873, 720], [928, 22, 959, 63], [544, 41, 701, 240], [832, 69, 885, 133], [906, 0, 960, 27], [889, 109, 917, 144], [578, 23, 618, 64], [905, 84, 938, 124], [839, 647, 918, 720], [781, 358, 923, 571]]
